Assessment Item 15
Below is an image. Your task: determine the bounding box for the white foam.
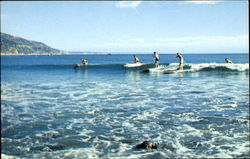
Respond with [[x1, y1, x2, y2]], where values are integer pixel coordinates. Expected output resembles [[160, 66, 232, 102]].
[[62, 148, 101, 159], [148, 65, 168, 72], [1, 64, 249, 159], [214, 152, 233, 158], [1, 154, 20, 159], [177, 124, 203, 138], [186, 63, 249, 72], [174, 137, 193, 154], [172, 112, 201, 122], [229, 142, 250, 156], [213, 136, 234, 143]]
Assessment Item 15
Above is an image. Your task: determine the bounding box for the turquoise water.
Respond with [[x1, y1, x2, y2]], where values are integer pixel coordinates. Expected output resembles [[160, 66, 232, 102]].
[[1, 54, 249, 158]]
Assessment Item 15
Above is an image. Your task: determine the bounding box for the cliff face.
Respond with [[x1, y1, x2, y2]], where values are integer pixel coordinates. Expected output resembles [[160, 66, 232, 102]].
[[1, 32, 62, 54]]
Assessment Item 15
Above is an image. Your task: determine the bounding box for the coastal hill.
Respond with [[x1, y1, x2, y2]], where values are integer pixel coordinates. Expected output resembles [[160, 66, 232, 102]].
[[1, 32, 65, 55]]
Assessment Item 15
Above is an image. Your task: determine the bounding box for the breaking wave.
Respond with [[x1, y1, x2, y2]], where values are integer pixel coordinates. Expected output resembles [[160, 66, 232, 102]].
[[185, 63, 249, 72], [2, 63, 249, 73], [150, 63, 249, 73]]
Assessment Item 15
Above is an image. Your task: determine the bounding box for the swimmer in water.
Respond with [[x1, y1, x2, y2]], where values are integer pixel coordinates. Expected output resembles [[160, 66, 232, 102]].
[[225, 58, 233, 64], [153, 52, 159, 67], [175, 53, 184, 70], [133, 55, 140, 64], [81, 58, 88, 65]]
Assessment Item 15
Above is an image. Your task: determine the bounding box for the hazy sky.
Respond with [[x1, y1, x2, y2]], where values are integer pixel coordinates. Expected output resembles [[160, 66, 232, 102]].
[[1, 1, 249, 53]]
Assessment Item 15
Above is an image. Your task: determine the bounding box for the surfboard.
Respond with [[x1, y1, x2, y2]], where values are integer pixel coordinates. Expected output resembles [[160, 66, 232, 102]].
[[74, 64, 87, 67], [163, 71, 176, 74], [142, 68, 150, 72], [124, 63, 150, 68], [163, 70, 184, 74], [142, 66, 164, 73], [142, 65, 167, 73]]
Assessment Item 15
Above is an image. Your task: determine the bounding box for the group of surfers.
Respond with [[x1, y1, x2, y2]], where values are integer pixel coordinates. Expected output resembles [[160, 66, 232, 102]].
[[133, 52, 184, 70], [80, 52, 233, 70], [133, 52, 188, 71]]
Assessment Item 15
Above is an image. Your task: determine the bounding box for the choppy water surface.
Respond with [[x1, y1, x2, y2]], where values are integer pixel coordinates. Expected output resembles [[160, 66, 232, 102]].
[[1, 54, 249, 158]]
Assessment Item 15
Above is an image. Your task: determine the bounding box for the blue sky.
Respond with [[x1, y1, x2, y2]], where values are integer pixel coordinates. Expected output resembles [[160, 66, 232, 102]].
[[1, 1, 248, 53]]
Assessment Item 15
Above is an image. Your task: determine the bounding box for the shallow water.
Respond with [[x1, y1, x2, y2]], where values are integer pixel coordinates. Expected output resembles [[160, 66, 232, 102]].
[[1, 54, 249, 158]]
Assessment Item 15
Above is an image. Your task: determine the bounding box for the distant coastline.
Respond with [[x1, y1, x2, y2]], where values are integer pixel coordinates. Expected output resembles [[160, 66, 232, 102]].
[[68, 53, 112, 55], [0, 53, 112, 56], [0, 53, 68, 56], [1, 52, 247, 56], [1, 32, 63, 55]]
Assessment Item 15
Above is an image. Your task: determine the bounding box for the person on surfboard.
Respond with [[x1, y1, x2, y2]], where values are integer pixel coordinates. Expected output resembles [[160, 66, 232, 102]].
[[153, 52, 159, 67], [225, 58, 233, 64], [81, 58, 88, 65], [134, 55, 140, 64], [175, 53, 184, 70]]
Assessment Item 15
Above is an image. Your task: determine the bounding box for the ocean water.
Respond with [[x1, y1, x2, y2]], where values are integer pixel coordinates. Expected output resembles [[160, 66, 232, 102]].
[[1, 54, 249, 158]]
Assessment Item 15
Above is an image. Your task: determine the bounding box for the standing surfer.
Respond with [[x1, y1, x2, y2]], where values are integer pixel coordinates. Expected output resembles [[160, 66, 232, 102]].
[[81, 58, 88, 65], [175, 53, 184, 70], [134, 55, 140, 64], [153, 52, 159, 67]]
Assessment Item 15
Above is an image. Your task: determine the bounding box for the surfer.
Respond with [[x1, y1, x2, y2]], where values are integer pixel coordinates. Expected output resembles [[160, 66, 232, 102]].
[[175, 53, 184, 70], [81, 58, 88, 65], [225, 58, 233, 64], [153, 52, 159, 67], [134, 55, 140, 64]]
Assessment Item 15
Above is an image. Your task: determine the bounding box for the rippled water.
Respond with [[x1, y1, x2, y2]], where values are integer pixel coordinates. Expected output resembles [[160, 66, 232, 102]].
[[1, 54, 249, 158]]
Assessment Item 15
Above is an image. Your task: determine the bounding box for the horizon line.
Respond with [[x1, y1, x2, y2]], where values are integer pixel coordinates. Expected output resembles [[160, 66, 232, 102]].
[[66, 52, 249, 54]]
